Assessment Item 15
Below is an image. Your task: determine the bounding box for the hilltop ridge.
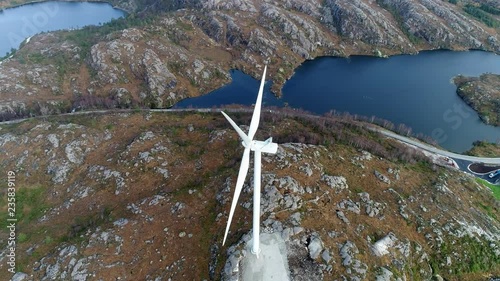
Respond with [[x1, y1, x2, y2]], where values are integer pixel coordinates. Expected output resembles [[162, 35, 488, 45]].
[[0, 110, 498, 280], [0, 0, 499, 118]]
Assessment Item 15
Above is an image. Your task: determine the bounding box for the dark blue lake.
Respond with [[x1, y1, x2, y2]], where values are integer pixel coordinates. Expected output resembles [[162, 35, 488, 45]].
[[0, 1, 125, 56], [174, 50, 500, 153]]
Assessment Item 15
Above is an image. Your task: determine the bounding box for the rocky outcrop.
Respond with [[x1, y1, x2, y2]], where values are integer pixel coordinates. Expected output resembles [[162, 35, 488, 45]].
[[322, 0, 408, 47], [141, 49, 177, 107], [203, 0, 257, 12], [1, 0, 499, 118], [0, 112, 499, 280], [217, 141, 499, 280], [378, 0, 488, 49]]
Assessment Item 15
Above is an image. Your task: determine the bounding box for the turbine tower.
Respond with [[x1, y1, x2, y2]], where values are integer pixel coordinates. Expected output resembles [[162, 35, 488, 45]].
[[221, 65, 278, 257]]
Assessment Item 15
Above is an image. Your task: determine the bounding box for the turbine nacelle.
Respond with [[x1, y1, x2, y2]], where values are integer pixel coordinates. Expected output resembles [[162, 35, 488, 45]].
[[242, 138, 278, 154]]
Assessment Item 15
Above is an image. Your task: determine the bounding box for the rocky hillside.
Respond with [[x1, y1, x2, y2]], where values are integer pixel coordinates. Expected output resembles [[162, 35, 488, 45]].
[[454, 73, 500, 127], [1, 0, 500, 119], [0, 110, 498, 280]]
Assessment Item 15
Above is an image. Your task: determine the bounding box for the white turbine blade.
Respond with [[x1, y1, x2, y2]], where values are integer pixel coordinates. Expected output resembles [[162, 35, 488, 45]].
[[221, 111, 250, 145], [248, 65, 267, 141], [222, 147, 251, 246]]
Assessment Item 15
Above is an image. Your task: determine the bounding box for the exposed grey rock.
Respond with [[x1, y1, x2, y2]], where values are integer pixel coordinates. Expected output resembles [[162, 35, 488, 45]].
[[434, 182, 451, 193], [321, 249, 332, 263], [47, 134, 59, 148], [203, 0, 257, 12], [323, 0, 407, 47], [262, 184, 282, 213], [278, 176, 304, 194], [366, 201, 385, 217], [59, 245, 78, 258], [399, 0, 486, 48], [328, 231, 338, 238], [288, 243, 324, 281], [140, 131, 155, 141], [216, 177, 232, 205], [358, 192, 370, 203], [308, 233, 324, 260], [281, 227, 294, 241], [113, 218, 129, 228], [65, 140, 87, 164], [148, 195, 166, 206], [289, 212, 301, 226], [336, 210, 350, 224], [45, 263, 60, 279], [171, 202, 185, 214], [353, 150, 373, 161], [142, 49, 177, 107], [11, 272, 28, 281], [247, 29, 277, 58], [200, 13, 224, 42], [0, 133, 18, 147], [71, 258, 90, 281], [321, 174, 348, 191], [337, 199, 361, 214], [376, 267, 394, 281], [156, 167, 170, 179], [109, 88, 132, 107], [47, 161, 71, 184], [88, 165, 126, 195], [209, 130, 226, 143], [374, 170, 390, 184], [339, 241, 367, 280], [340, 241, 358, 266], [371, 232, 398, 257], [299, 163, 313, 177], [399, 204, 410, 220]]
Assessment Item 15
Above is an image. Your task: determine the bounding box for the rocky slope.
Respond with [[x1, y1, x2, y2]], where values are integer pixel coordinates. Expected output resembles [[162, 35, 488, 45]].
[[0, 0, 499, 119], [454, 73, 500, 127], [0, 110, 498, 280]]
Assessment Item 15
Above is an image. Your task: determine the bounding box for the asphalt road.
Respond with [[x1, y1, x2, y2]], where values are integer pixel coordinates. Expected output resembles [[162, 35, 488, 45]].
[[372, 127, 500, 184], [2, 108, 500, 183], [373, 127, 500, 165]]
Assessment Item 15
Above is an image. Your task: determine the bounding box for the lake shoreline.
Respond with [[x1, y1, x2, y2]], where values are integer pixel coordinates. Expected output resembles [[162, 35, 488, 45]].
[[175, 50, 500, 153], [0, 0, 499, 154], [453, 73, 500, 127], [0, 0, 131, 14]]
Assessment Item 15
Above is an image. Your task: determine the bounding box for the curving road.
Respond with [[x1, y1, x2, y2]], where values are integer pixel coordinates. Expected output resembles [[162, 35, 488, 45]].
[[370, 127, 500, 165], [2, 107, 500, 167]]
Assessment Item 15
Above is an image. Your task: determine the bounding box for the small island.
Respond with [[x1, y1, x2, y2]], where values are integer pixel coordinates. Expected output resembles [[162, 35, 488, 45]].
[[454, 73, 500, 126]]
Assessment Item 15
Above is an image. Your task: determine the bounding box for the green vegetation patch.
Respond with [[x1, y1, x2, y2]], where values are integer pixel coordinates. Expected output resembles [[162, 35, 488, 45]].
[[478, 202, 498, 221], [65, 15, 155, 59], [0, 186, 50, 230], [475, 178, 500, 200], [0, 47, 17, 61], [432, 235, 500, 277], [463, 4, 500, 28], [479, 4, 500, 16]]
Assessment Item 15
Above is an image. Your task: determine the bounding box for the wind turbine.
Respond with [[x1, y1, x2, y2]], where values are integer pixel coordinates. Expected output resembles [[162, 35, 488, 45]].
[[221, 65, 278, 257]]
